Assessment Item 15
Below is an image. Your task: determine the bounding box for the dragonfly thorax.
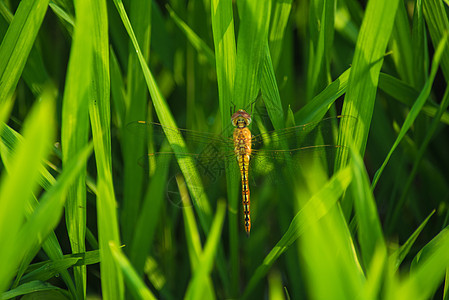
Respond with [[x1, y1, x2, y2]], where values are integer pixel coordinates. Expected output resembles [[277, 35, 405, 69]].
[[231, 109, 252, 128]]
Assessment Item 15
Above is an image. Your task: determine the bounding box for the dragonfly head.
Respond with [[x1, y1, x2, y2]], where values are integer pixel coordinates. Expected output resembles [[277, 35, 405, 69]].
[[231, 109, 252, 128]]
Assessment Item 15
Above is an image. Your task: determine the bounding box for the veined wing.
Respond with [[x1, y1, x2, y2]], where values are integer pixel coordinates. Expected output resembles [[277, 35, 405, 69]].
[[251, 115, 357, 150], [128, 120, 237, 188]]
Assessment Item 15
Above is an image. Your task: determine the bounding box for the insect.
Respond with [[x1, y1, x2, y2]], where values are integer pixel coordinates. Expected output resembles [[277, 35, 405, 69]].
[[133, 109, 353, 236]]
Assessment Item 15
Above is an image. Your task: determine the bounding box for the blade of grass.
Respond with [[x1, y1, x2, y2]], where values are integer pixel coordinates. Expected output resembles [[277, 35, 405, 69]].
[[295, 67, 351, 124], [306, 0, 335, 100], [185, 199, 226, 300], [396, 228, 449, 300], [386, 56, 449, 229], [129, 145, 171, 275], [0, 0, 49, 104], [350, 144, 386, 269], [60, 0, 94, 295], [167, 5, 215, 66], [392, 210, 435, 271], [269, 0, 293, 69], [234, 0, 271, 109], [110, 242, 156, 300], [0, 95, 54, 292], [88, 0, 124, 297], [242, 166, 353, 298], [338, 0, 401, 156], [210, 0, 237, 294], [423, 0, 449, 81], [1, 281, 61, 300], [337, 0, 401, 216], [0, 124, 76, 296], [372, 35, 447, 190], [121, 0, 152, 248]]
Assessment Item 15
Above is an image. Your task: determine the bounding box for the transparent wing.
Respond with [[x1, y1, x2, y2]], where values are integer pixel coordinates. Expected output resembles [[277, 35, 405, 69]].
[[251, 115, 357, 150]]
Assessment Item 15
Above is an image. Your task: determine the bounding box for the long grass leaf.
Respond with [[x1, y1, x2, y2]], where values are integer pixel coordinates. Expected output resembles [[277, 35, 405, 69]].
[[210, 0, 237, 294], [242, 166, 353, 298], [88, 0, 124, 297], [372, 35, 447, 190], [0, 95, 54, 292], [0, 0, 49, 104], [61, 0, 94, 295]]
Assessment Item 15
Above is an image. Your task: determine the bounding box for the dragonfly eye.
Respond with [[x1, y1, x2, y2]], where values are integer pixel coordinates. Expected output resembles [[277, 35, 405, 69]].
[[231, 110, 252, 127]]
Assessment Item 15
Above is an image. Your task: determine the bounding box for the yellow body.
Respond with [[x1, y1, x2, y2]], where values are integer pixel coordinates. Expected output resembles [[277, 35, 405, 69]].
[[231, 110, 253, 235]]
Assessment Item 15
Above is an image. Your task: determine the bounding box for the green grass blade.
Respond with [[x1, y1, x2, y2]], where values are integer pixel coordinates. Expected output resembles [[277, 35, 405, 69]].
[[0, 124, 75, 296], [121, 0, 152, 248], [392, 211, 435, 271], [60, 0, 94, 295], [0, 95, 55, 292], [185, 200, 226, 300], [338, 0, 401, 156], [372, 35, 447, 190], [295, 67, 351, 124], [88, 0, 124, 297], [130, 148, 171, 274], [234, 0, 271, 109], [1, 281, 61, 300], [389, 1, 414, 85], [269, 0, 292, 68], [110, 242, 156, 300], [242, 166, 353, 298], [378, 73, 449, 124], [112, 0, 213, 241], [350, 144, 386, 269], [396, 228, 449, 300], [167, 5, 215, 66], [423, 0, 449, 81], [0, 0, 49, 104], [306, 0, 335, 100], [261, 45, 285, 130], [210, 0, 237, 294]]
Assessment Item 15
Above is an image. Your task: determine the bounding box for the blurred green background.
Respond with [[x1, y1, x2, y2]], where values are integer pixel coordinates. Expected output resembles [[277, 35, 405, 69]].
[[1, 0, 449, 299]]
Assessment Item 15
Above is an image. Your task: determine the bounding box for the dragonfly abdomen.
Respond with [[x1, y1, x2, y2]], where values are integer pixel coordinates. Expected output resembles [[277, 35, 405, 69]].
[[234, 126, 252, 236]]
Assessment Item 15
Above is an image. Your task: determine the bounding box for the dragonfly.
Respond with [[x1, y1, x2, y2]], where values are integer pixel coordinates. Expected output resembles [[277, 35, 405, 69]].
[[133, 109, 354, 236]]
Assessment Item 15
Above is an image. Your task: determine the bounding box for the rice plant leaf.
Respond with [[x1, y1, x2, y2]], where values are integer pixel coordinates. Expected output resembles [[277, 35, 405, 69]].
[[306, 0, 335, 100], [0, 0, 49, 104], [109, 242, 156, 300], [242, 166, 353, 298], [0, 281, 60, 300], [19, 257, 81, 284], [167, 5, 215, 66], [378, 73, 449, 124], [295, 67, 351, 124], [261, 45, 284, 131], [112, 0, 214, 235], [88, 0, 124, 297], [0, 124, 75, 295], [130, 147, 171, 274], [372, 35, 447, 190], [233, 0, 271, 109], [423, 0, 449, 81], [395, 228, 449, 300], [61, 0, 94, 295], [411, 0, 428, 87], [121, 0, 152, 248], [390, 0, 414, 85], [392, 210, 434, 271], [269, 0, 293, 68], [210, 0, 237, 294], [350, 144, 386, 269], [338, 0, 401, 161], [185, 200, 226, 300], [0, 95, 55, 292]]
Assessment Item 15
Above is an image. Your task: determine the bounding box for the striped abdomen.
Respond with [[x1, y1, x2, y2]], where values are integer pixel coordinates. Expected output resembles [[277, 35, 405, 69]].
[[234, 127, 252, 236]]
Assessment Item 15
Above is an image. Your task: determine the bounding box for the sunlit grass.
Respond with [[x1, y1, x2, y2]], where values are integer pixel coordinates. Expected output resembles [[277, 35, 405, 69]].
[[1, 0, 449, 299]]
